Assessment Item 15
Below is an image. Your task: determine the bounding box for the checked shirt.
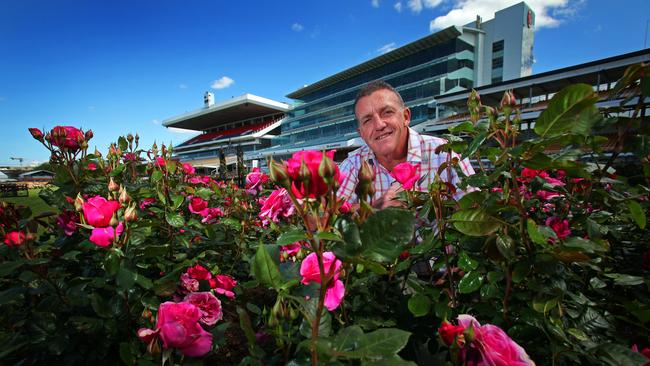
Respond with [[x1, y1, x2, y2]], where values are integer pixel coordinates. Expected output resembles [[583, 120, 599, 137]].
[[337, 128, 475, 204]]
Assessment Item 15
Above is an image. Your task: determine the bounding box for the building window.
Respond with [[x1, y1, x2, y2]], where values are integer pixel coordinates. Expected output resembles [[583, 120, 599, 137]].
[[491, 40, 504, 84], [492, 40, 504, 53]]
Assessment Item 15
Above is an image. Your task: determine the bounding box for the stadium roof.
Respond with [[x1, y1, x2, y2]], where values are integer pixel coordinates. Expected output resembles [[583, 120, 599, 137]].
[[286, 26, 463, 100], [433, 48, 650, 109], [163, 94, 290, 131]]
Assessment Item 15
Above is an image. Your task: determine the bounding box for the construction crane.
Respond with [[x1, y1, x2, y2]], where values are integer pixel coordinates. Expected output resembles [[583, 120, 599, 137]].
[[10, 157, 24, 167]]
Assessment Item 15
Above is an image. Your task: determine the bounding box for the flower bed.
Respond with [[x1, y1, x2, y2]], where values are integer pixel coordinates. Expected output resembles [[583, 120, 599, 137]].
[[1, 65, 650, 365]]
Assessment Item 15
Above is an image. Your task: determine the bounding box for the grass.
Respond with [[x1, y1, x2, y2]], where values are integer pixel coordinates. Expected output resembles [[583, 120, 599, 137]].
[[1, 188, 57, 216]]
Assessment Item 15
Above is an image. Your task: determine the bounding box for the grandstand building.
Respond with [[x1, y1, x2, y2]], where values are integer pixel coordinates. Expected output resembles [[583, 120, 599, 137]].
[[163, 93, 288, 175], [249, 2, 535, 161]]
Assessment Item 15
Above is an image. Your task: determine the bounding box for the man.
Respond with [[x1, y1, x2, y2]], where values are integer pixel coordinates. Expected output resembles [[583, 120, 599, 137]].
[[338, 80, 474, 208]]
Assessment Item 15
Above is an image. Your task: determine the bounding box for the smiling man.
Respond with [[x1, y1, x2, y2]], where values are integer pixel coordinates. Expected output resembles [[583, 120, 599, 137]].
[[338, 80, 475, 209]]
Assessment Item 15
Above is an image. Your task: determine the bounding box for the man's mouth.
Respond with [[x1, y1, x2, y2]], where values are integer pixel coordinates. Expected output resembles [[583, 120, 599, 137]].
[[375, 131, 393, 141]]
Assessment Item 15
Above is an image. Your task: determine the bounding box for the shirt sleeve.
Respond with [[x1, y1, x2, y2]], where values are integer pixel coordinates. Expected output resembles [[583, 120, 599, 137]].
[[337, 155, 360, 204]]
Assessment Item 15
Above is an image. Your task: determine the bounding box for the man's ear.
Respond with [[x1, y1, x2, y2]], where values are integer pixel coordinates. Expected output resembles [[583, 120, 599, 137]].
[[403, 107, 411, 127]]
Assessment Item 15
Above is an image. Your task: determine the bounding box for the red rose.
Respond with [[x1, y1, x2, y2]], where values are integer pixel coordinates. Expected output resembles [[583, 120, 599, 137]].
[[285, 150, 340, 199], [50, 126, 84, 151], [4, 231, 26, 247]]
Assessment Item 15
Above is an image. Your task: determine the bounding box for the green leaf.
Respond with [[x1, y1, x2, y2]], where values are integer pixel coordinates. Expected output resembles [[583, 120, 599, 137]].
[[109, 164, 125, 177], [534, 84, 598, 137], [333, 217, 363, 259], [119, 342, 136, 366], [300, 298, 332, 338], [360, 208, 414, 263], [276, 229, 307, 246], [315, 231, 343, 242], [104, 250, 121, 276], [151, 170, 163, 183], [0, 260, 24, 277], [604, 273, 644, 286], [496, 234, 515, 260], [332, 325, 364, 353], [627, 200, 646, 229], [165, 212, 185, 228], [457, 251, 478, 271], [116, 267, 136, 290], [407, 294, 431, 317], [463, 131, 487, 158], [0, 287, 25, 305], [458, 271, 483, 294], [349, 328, 411, 360], [251, 244, 284, 289], [593, 343, 649, 366], [448, 121, 475, 133], [362, 356, 417, 366], [194, 188, 213, 200], [563, 237, 608, 253], [171, 194, 185, 210], [118, 136, 128, 151], [451, 209, 501, 237], [527, 219, 546, 245]]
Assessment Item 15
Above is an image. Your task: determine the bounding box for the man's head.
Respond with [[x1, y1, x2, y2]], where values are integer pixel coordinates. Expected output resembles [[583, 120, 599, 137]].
[[354, 81, 411, 167]]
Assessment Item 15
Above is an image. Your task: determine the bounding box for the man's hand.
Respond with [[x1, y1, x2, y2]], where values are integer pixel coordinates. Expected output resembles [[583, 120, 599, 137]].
[[372, 183, 405, 209]]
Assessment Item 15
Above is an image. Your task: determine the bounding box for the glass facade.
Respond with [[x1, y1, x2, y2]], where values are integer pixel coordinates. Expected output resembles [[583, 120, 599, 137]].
[[271, 38, 475, 151]]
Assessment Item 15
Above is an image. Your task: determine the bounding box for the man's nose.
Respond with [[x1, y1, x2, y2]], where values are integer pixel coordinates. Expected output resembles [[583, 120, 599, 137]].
[[372, 114, 387, 129]]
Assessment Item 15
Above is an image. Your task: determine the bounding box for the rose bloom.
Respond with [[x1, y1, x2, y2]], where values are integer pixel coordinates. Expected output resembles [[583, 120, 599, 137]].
[[187, 264, 212, 281], [452, 314, 535, 366], [89, 222, 123, 247], [188, 197, 209, 216], [180, 273, 200, 293], [153, 301, 213, 357], [155, 157, 167, 169], [4, 231, 26, 247], [285, 150, 340, 199], [209, 274, 237, 299], [438, 321, 465, 347], [51, 126, 84, 151], [139, 198, 156, 210], [339, 201, 352, 214], [545, 216, 571, 241], [245, 167, 269, 195], [258, 188, 295, 226], [391, 162, 421, 190], [300, 252, 345, 311], [201, 207, 224, 224], [184, 292, 223, 326], [280, 242, 302, 261], [82, 196, 121, 227], [182, 163, 196, 175], [56, 210, 79, 236], [87, 162, 97, 171], [536, 190, 561, 201]]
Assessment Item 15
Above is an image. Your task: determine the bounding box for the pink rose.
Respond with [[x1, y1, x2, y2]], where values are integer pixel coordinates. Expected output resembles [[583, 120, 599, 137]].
[[156, 301, 213, 357], [245, 168, 269, 195], [536, 190, 561, 201], [259, 188, 295, 226], [391, 162, 421, 190], [180, 273, 199, 293], [438, 321, 465, 346], [184, 292, 223, 326], [4, 231, 26, 247], [188, 197, 209, 216], [453, 314, 535, 366], [51, 126, 84, 151], [89, 222, 123, 247], [339, 201, 352, 214], [182, 163, 196, 175], [87, 162, 97, 171], [82, 196, 121, 227], [29, 127, 44, 141], [201, 207, 224, 224], [280, 242, 302, 261], [187, 264, 212, 281], [209, 274, 237, 299], [285, 150, 340, 199], [139, 198, 156, 210], [56, 210, 79, 236], [123, 152, 137, 162], [545, 216, 571, 241], [155, 157, 167, 169], [300, 252, 345, 311]]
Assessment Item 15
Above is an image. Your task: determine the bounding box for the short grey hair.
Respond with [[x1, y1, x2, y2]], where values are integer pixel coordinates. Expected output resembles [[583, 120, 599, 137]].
[[353, 80, 405, 112]]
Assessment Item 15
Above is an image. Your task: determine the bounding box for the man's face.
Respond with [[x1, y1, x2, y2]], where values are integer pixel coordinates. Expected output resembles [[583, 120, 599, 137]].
[[355, 88, 411, 160]]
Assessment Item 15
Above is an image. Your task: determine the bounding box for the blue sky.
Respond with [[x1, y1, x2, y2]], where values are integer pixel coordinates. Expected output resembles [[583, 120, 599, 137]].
[[0, 0, 648, 166]]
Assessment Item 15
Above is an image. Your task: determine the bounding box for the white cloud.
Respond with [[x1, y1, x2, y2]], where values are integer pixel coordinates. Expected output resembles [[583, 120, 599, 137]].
[[371, 0, 380, 7], [210, 76, 234, 90], [168, 127, 200, 135], [291, 23, 304, 32], [377, 42, 397, 54], [152, 119, 161, 125], [429, 0, 576, 31], [179, 83, 188, 89], [394, 2, 402, 12], [423, 0, 443, 7], [408, 0, 423, 13]]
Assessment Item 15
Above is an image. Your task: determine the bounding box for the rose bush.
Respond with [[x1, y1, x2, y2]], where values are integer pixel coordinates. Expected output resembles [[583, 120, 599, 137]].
[[0, 64, 648, 365]]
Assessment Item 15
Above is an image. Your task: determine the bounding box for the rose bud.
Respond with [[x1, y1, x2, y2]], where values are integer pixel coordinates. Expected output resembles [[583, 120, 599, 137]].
[[127, 133, 134, 143], [85, 129, 94, 141], [29, 128, 44, 141], [108, 177, 119, 192], [318, 152, 337, 185], [118, 185, 131, 204], [124, 204, 138, 222], [269, 158, 291, 189], [74, 193, 85, 212], [298, 159, 311, 185]]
